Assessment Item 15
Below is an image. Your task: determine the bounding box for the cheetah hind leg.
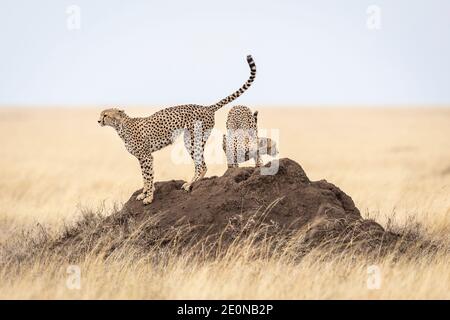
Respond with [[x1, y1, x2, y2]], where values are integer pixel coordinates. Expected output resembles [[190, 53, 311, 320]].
[[182, 153, 208, 191], [136, 184, 155, 201], [141, 183, 155, 204], [136, 183, 150, 201], [142, 193, 154, 205], [136, 191, 146, 201], [182, 127, 210, 191], [181, 182, 191, 191], [182, 166, 207, 191]]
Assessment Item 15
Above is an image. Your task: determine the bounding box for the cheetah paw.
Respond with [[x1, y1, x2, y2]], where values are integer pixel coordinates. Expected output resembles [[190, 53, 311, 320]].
[[181, 182, 192, 192], [142, 195, 154, 205], [136, 192, 146, 201]]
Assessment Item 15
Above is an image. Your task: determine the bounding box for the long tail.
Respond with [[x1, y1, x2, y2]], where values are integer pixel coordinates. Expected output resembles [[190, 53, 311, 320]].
[[209, 55, 256, 112]]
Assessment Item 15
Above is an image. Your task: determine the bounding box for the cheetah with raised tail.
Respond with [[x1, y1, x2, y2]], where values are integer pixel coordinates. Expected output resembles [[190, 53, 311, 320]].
[[98, 55, 256, 204], [222, 105, 278, 168]]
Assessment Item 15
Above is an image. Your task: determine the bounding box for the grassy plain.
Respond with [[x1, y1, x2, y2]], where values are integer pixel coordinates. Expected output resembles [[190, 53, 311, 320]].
[[0, 107, 449, 299]]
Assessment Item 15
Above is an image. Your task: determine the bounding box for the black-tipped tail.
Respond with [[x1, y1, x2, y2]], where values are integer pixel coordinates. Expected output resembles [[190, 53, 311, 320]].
[[210, 55, 257, 112]]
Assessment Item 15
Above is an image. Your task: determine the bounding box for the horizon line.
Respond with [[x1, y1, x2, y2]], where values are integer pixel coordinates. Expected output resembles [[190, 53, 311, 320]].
[[1, 104, 450, 109]]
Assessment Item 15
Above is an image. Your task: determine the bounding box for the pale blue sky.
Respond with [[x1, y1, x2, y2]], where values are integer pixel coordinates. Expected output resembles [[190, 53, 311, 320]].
[[0, 0, 449, 107]]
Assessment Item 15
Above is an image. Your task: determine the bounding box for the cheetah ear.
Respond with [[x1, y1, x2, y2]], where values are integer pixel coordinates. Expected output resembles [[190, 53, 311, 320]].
[[119, 109, 125, 113]]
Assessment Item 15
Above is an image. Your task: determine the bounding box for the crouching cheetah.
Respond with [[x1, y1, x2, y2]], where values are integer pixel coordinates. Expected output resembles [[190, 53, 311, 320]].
[[222, 105, 278, 168], [98, 56, 256, 204]]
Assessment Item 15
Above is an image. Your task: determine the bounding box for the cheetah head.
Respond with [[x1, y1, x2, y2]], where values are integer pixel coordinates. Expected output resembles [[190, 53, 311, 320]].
[[258, 137, 279, 157], [98, 108, 127, 128]]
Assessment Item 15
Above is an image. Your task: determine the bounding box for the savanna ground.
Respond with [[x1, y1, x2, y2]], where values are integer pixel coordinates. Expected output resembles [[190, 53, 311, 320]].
[[0, 107, 449, 299]]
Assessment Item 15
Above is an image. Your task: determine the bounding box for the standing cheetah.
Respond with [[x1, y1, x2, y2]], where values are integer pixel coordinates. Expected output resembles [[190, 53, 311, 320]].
[[98, 55, 256, 204], [222, 105, 278, 168]]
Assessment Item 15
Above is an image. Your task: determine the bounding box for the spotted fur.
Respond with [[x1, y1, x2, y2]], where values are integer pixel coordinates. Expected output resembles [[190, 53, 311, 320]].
[[222, 105, 278, 168], [99, 55, 256, 204]]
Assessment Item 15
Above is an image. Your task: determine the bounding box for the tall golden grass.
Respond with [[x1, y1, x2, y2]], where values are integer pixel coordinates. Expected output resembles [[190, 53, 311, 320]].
[[0, 107, 449, 299]]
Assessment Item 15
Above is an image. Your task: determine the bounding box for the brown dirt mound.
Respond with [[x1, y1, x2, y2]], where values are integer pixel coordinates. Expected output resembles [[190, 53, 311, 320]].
[[50, 158, 403, 260], [121, 158, 394, 242]]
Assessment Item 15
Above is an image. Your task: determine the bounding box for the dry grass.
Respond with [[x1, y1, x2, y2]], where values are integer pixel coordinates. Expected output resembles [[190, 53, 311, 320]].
[[0, 107, 449, 299]]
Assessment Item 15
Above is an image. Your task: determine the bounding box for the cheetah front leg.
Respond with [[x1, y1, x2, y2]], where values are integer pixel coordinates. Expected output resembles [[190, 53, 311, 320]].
[[136, 155, 155, 204], [252, 135, 262, 167], [136, 159, 148, 200], [254, 149, 262, 167]]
